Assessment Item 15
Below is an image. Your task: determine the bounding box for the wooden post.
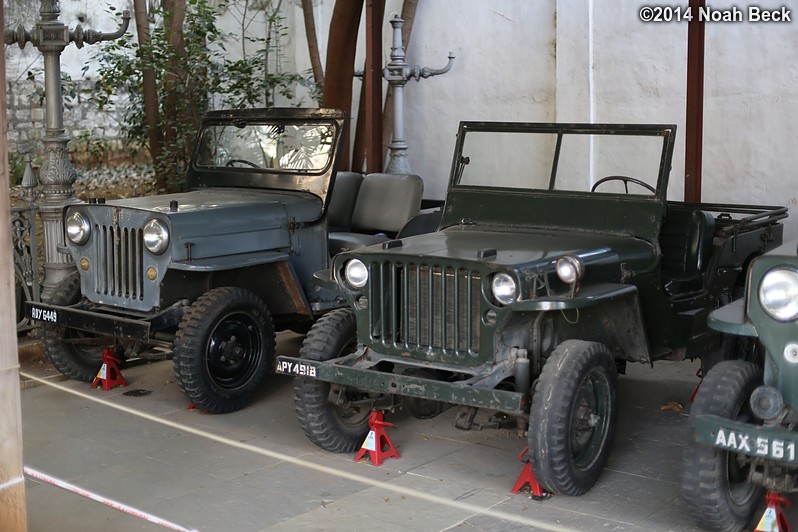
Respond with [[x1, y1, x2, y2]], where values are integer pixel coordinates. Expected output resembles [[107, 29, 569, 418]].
[[0, 1, 29, 529], [364, 0, 384, 173], [685, 0, 705, 203]]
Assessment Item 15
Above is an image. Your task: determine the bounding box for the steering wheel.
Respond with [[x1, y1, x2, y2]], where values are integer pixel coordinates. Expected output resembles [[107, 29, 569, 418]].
[[226, 158, 261, 169], [590, 175, 656, 194]]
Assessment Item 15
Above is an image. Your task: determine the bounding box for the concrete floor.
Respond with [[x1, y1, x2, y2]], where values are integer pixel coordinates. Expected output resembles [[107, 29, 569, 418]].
[[18, 332, 798, 531]]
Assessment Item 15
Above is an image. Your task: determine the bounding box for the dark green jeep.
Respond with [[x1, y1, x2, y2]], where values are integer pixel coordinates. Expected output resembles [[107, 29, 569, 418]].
[[277, 121, 786, 495], [684, 240, 798, 530]]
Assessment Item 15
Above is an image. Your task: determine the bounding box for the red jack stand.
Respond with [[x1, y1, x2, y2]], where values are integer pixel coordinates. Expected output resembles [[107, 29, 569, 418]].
[[91, 348, 128, 391], [689, 368, 703, 402], [512, 447, 549, 501], [354, 411, 399, 466], [755, 491, 792, 531]]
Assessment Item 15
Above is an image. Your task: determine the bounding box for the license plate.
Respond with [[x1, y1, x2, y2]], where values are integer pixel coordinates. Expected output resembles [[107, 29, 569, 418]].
[[275, 359, 317, 378], [714, 427, 798, 463], [29, 304, 59, 324]]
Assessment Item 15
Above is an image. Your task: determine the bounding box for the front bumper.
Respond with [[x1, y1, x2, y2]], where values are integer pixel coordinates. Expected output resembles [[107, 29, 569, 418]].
[[275, 352, 525, 414], [26, 301, 173, 342], [694, 413, 798, 466]]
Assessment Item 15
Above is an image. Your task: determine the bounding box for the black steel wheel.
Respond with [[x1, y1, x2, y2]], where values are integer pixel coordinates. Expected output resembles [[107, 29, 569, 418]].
[[683, 360, 763, 532], [529, 340, 619, 495], [294, 308, 371, 452], [42, 271, 109, 382], [173, 287, 275, 414]]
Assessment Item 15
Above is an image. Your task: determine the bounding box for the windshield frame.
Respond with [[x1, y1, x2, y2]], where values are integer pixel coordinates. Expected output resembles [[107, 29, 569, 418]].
[[440, 122, 677, 243], [449, 122, 676, 199], [186, 108, 347, 204]]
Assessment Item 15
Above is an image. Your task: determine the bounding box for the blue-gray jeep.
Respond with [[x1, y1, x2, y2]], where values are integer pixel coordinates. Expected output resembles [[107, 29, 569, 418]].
[[28, 108, 426, 413]]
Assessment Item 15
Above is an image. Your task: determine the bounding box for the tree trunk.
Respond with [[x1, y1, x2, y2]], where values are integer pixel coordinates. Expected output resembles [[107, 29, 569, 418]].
[[132, 0, 162, 177], [300, 0, 324, 86], [351, 0, 384, 174], [322, 0, 364, 170], [160, 0, 188, 189]]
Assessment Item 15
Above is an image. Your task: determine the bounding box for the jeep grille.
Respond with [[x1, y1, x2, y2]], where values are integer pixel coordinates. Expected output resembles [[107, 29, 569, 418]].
[[369, 262, 481, 358], [94, 223, 145, 300]]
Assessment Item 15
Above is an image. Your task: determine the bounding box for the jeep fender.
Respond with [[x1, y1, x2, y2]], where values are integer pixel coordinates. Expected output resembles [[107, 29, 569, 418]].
[[168, 251, 313, 317], [508, 283, 651, 363]]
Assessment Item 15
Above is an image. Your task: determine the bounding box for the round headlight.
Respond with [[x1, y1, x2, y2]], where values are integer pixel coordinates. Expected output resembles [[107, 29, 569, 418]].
[[66, 211, 90, 245], [143, 219, 170, 254], [556, 256, 585, 285], [344, 259, 369, 289], [491, 272, 518, 305], [759, 268, 798, 321]]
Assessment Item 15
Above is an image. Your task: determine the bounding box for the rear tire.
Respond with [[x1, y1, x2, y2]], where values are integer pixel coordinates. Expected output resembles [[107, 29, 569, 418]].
[[42, 272, 108, 382], [529, 340, 618, 495], [173, 287, 275, 414], [293, 308, 370, 452], [683, 360, 763, 532]]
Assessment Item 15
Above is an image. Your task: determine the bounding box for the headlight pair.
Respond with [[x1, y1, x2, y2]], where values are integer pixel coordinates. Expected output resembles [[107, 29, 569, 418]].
[[65, 211, 170, 255], [491, 255, 584, 306], [343, 260, 520, 307]]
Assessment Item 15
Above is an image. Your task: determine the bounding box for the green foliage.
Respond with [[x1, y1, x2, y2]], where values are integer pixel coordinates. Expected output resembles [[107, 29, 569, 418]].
[[89, 0, 314, 191], [7, 152, 28, 186], [69, 130, 123, 168], [24, 69, 82, 111]]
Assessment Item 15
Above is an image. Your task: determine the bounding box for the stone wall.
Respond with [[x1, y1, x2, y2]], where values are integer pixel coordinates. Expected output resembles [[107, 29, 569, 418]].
[[4, 0, 132, 165], [6, 73, 131, 167]]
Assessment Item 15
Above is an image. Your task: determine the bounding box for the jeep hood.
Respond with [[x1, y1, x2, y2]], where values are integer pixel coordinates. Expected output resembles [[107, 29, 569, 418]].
[[351, 225, 658, 279], [90, 188, 322, 260]]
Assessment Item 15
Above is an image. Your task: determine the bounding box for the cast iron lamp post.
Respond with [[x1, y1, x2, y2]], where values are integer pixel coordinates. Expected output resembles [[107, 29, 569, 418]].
[[383, 15, 454, 174], [4, 1, 130, 300]]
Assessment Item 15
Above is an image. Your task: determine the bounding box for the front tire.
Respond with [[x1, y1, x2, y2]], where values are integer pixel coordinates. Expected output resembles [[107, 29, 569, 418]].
[[293, 308, 370, 452], [42, 272, 109, 382], [173, 287, 275, 414], [682, 360, 763, 532], [529, 340, 619, 495]]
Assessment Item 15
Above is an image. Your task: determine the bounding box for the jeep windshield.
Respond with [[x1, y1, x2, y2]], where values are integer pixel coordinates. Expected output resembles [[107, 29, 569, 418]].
[[186, 108, 347, 202], [195, 122, 335, 172], [442, 122, 676, 242]]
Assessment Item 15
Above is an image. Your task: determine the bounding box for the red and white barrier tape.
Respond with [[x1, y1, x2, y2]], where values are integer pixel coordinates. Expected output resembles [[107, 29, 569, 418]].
[[24, 466, 198, 531]]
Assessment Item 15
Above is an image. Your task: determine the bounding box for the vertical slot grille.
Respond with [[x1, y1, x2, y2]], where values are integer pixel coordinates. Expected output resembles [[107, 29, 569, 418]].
[[371, 261, 481, 358], [95, 224, 144, 300]]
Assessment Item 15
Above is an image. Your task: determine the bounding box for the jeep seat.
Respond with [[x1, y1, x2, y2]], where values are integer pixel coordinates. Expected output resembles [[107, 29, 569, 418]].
[[659, 205, 716, 297], [329, 173, 423, 255], [327, 171, 364, 232]]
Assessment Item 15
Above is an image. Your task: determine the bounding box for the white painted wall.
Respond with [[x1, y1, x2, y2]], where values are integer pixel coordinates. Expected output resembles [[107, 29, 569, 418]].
[[291, 0, 798, 239], [5, 0, 798, 238]]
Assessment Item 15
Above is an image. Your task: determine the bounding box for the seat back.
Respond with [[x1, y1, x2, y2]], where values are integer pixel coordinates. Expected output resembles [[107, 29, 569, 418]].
[[660, 205, 716, 276], [327, 171, 363, 231], [351, 173, 424, 234]]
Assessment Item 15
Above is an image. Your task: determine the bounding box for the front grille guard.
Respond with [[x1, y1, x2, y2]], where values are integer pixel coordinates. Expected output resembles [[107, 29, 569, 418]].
[[94, 223, 145, 301], [366, 261, 483, 360]]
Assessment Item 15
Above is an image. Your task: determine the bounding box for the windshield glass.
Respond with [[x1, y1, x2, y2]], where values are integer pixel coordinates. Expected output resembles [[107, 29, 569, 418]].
[[194, 122, 336, 172], [455, 126, 668, 196]]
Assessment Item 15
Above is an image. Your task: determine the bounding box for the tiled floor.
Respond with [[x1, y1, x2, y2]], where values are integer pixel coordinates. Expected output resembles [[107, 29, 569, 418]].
[[18, 332, 798, 531]]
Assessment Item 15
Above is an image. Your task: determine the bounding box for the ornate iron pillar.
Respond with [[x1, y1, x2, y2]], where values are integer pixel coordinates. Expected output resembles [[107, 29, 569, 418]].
[[4, 1, 130, 300], [383, 16, 454, 174]]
